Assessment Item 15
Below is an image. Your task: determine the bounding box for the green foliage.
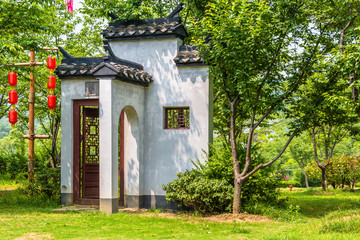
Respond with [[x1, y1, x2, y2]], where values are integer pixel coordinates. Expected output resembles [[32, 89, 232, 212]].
[[306, 154, 360, 189], [293, 169, 321, 187], [22, 166, 60, 200], [162, 170, 233, 214], [0, 129, 27, 179], [163, 141, 284, 213], [203, 141, 284, 207], [327, 154, 360, 189], [279, 180, 301, 188]]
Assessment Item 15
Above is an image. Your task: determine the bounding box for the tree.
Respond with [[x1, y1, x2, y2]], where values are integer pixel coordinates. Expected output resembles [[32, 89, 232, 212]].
[[195, 0, 335, 213], [0, 1, 105, 168], [289, 136, 313, 188], [306, 153, 360, 189], [288, 54, 359, 191]]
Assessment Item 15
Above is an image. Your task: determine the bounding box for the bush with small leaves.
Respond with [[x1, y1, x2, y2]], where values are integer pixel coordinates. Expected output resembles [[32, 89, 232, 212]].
[[162, 170, 233, 214]]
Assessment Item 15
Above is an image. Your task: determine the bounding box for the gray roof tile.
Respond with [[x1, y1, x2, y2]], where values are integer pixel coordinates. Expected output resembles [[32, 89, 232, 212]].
[[103, 4, 187, 41], [55, 47, 153, 86], [174, 45, 205, 66]]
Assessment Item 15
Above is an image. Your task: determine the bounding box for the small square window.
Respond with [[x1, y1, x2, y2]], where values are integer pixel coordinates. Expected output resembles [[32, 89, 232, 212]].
[[164, 107, 190, 129]]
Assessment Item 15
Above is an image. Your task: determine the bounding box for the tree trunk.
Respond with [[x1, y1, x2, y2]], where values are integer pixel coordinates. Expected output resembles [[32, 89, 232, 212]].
[[300, 166, 309, 188], [233, 178, 242, 214], [321, 168, 326, 191], [49, 155, 55, 168], [227, 96, 242, 214], [49, 116, 60, 168]]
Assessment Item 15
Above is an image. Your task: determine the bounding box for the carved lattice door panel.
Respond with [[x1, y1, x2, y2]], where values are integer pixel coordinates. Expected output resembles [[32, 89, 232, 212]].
[[82, 107, 99, 199]]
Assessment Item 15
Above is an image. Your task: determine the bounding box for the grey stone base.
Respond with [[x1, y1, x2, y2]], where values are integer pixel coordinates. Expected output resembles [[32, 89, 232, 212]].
[[127, 195, 177, 210], [100, 198, 118, 214], [126, 195, 142, 208], [61, 193, 73, 206]]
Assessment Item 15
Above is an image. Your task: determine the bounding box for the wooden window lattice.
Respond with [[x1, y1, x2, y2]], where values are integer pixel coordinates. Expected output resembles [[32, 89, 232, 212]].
[[83, 108, 99, 164], [164, 107, 190, 129]]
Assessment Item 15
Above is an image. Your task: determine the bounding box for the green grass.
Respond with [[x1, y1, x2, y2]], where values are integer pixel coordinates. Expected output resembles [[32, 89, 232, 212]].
[[1, 183, 360, 239]]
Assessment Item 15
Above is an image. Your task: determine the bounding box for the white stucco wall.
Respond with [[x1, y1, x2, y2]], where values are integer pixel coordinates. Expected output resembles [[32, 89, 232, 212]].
[[60, 79, 99, 195], [61, 37, 211, 207], [110, 39, 210, 196], [110, 80, 145, 200]]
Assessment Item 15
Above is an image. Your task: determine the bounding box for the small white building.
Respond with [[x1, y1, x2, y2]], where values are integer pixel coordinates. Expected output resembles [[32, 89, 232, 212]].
[[56, 4, 212, 214]]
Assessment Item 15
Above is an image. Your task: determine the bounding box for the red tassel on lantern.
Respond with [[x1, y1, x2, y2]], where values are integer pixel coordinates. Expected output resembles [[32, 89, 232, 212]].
[[9, 110, 17, 129], [47, 56, 56, 70], [48, 95, 56, 114], [47, 76, 56, 89], [8, 72, 17, 87], [9, 90, 18, 105]]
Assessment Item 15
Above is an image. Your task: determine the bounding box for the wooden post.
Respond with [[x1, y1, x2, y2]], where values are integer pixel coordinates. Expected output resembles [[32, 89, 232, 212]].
[[28, 50, 36, 182], [13, 48, 57, 182]]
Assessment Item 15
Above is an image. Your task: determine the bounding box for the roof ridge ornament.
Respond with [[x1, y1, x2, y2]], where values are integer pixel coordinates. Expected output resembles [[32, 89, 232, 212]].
[[167, 3, 183, 19], [58, 46, 74, 59], [108, 12, 119, 21], [103, 39, 116, 58]]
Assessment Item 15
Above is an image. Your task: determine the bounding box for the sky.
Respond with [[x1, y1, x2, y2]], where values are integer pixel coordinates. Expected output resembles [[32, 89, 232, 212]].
[[73, 0, 83, 11]]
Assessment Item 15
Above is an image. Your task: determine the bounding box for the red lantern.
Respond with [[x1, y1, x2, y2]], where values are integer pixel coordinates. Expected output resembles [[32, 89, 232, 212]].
[[8, 72, 17, 86], [47, 56, 56, 70], [47, 76, 56, 89], [9, 90, 18, 105], [48, 95, 56, 114], [9, 110, 17, 128]]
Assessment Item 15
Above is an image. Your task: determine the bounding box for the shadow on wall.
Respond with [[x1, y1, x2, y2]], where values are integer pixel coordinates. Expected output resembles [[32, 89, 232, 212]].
[[120, 105, 141, 196], [143, 47, 209, 195]]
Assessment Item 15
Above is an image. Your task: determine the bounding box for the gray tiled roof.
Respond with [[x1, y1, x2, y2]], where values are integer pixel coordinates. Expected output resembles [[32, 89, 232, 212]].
[[174, 45, 205, 66], [102, 4, 187, 41], [55, 47, 153, 86]]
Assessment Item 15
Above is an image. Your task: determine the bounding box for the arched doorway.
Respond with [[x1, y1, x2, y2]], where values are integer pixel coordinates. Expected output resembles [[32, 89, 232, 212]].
[[118, 106, 140, 207]]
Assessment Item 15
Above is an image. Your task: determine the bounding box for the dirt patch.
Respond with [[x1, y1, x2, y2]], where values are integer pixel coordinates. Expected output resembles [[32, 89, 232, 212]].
[[53, 205, 98, 212], [142, 211, 271, 223], [343, 215, 360, 220], [0, 186, 18, 191], [203, 213, 272, 223], [313, 191, 334, 195], [14, 233, 53, 240], [119, 208, 147, 213], [0, 217, 9, 222], [53, 206, 271, 223]]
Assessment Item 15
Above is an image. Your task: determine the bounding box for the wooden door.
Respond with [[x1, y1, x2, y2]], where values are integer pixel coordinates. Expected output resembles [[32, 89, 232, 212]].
[[73, 99, 99, 205], [82, 107, 99, 199]]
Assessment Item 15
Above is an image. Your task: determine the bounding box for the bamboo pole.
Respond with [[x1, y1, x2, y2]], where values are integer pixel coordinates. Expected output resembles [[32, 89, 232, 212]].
[[28, 50, 36, 183]]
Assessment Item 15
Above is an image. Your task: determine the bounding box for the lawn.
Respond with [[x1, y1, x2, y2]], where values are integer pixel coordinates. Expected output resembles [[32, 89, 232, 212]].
[[1, 181, 360, 240]]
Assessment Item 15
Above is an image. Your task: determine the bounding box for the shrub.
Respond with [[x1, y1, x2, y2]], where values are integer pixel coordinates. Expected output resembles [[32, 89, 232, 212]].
[[162, 170, 233, 214], [163, 140, 284, 213], [22, 166, 60, 200], [278, 180, 301, 188]]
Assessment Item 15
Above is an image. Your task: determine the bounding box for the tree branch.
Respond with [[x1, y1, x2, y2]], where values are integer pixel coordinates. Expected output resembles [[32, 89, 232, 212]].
[[243, 130, 297, 179], [340, 8, 360, 54]]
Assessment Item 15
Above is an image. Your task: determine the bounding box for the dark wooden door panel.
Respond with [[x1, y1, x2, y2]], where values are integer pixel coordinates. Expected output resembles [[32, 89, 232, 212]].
[[73, 99, 99, 204], [82, 107, 99, 199]]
